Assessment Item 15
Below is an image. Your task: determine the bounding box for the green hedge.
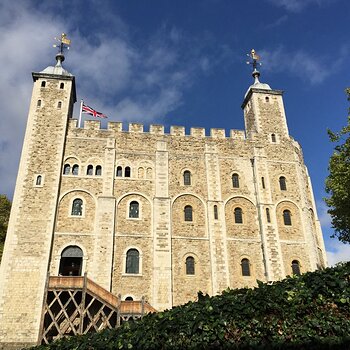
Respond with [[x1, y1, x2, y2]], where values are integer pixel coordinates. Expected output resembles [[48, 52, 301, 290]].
[[30, 262, 350, 350]]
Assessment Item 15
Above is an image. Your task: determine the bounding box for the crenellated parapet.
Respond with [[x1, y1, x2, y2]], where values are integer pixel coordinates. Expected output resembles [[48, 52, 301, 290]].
[[67, 119, 246, 140]]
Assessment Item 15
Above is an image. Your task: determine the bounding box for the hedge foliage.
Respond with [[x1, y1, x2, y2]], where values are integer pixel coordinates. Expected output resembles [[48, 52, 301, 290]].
[[29, 262, 350, 350]]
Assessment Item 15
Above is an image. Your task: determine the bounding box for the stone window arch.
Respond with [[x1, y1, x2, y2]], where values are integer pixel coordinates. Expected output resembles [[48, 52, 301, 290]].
[[59, 245, 83, 276], [232, 173, 240, 188], [116, 166, 123, 177], [41, 81, 46, 88], [283, 209, 292, 226], [87, 164, 93, 175], [265, 96, 270, 103], [185, 256, 195, 275], [125, 166, 131, 178], [183, 170, 191, 186], [291, 260, 301, 275], [184, 205, 193, 222], [129, 201, 139, 218], [279, 176, 287, 190], [57, 101, 62, 109], [72, 164, 79, 176], [125, 296, 134, 301], [71, 198, 83, 216], [146, 167, 152, 179], [60, 82, 64, 89], [63, 164, 71, 175], [126, 249, 140, 274], [241, 258, 251, 276], [95, 165, 102, 176], [234, 207, 243, 224], [138, 167, 145, 179], [37, 99, 42, 108], [271, 133, 276, 143]]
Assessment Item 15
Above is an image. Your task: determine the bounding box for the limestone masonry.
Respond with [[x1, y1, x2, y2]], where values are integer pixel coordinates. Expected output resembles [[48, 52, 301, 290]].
[[0, 50, 327, 348]]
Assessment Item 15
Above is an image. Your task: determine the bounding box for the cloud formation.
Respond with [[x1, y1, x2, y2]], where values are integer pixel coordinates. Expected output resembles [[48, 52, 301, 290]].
[[267, 0, 334, 12], [327, 240, 350, 266]]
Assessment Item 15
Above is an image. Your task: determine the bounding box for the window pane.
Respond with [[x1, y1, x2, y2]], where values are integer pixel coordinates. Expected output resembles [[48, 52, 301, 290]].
[[87, 165, 93, 175], [266, 208, 271, 223], [116, 166, 123, 177], [241, 259, 251, 276], [63, 164, 70, 175], [95, 165, 102, 176], [125, 166, 131, 177], [184, 206, 193, 221], [214, 205, 218, 220], [36, 175, 42, 186], [279, 176, 287, 190], [71, 198, 83, 216], [271, 134, 276, 142], [291, 260, 300, 275], [234, 208, 243, 224], [232, 174, 239, 188], [126, 249, 139, 274], [184, 171, 191, 185], [72, 164, 79, 175], [283, 210, 292, 226], [129, 201, 139, 218], [186, 256, 195, 275]]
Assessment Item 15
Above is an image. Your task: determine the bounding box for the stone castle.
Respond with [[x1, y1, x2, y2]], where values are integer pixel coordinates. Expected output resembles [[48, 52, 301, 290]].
[[0, 44, 327, 347]]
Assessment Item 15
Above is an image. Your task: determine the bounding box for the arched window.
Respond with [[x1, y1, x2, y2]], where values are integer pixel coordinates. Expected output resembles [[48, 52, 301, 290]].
[[214, 205, 218, 220], [185, 256, 195, 275], [266, 208, 271, 223], [116, 166, 123, 177], [59, 246, 83, 276], [125, 296, 133, 301], [261, 177, 265, 189], [63, 164, 70, 175], [234, 207, 243, 224], [232, 173, 239, 188], [184, 205, 193, 222], [146, 167, 152, 179], [129, 201, 139, 218], [271, 134, 276, 143], [125, 166, 131, 177], [60, 82, 64, 89], [36, 175, 42, 186], [71, 198, 83, 216], [37, 99, 41, 108], [86, 165, 93, 175], [72, 164, 79, 176], [241, 258, 251, 276], [265, 96, 269, 103], [183, 170, 191, 185], [57, 101, 62, 109], [95, 165, 102, 176], [138, 167, 144, 178], [291, 260, 301, 275], [283, 209, 292, 226], [126, 249, 139, 274], [279, 176, 287, 190], [41, 81, 46, 88]]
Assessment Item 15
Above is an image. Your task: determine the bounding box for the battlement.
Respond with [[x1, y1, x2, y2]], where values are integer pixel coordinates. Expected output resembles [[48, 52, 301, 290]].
[[68, 119, 246, 140]]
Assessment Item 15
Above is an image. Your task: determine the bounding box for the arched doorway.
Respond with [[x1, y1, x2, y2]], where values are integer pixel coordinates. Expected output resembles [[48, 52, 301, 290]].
[[59, 246, 83, 276]]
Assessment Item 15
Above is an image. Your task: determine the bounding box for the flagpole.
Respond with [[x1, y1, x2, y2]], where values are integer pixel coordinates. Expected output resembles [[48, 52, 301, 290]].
[[78, 99, 83, 128]]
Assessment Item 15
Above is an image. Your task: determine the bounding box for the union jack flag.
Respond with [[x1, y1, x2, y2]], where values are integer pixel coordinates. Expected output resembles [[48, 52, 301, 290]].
[[81, 103, 107, 118]]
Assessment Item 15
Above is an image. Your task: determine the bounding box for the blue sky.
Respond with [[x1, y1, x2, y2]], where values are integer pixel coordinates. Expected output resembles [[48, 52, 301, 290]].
[[0, 0, 349, 264]]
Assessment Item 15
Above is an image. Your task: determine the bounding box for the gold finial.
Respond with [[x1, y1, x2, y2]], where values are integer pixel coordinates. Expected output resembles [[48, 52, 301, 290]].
[[53, 33, 71, 55], [246, 48, 262, 81]]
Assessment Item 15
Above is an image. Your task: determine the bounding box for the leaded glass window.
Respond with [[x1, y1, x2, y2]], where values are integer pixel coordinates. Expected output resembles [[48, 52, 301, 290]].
[[63, 164, 70, 175], [71, 198, 83, 216], [232, 173, 239, 188], [279, 176, 287, 190], [291, 260, 301, 275], [126, 249, 139, 274], [95, 165, 102, 176], [129, 201, 139, 218], [183, 170, 191, 185], [241, 258, 251, 276], [87, 165, 93, 175], [184, 205, 193, 221], [186, 256, 195, 275], [283, 210, 292, 226], [234, 207, 243, 224]]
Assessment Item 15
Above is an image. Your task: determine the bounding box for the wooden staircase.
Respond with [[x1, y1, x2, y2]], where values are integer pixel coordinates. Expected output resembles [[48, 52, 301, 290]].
[[39, 274, 156, 344]]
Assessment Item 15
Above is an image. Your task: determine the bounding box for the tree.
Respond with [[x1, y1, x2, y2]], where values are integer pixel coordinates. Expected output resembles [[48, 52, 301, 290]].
[[325, 88, 350, 243], [0, 194, 11, 260]]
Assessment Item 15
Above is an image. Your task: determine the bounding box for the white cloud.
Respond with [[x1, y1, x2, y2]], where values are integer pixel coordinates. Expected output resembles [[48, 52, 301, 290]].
[[259, 46, 347, 85], [316, 200, 332, 228], [267, 0, 334, 12], [326, 240, 350, 266], [0, 1, 230, 199]]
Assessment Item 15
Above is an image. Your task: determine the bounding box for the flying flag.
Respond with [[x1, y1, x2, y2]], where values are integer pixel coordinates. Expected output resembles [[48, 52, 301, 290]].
[[81, 103, 107, 119]]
